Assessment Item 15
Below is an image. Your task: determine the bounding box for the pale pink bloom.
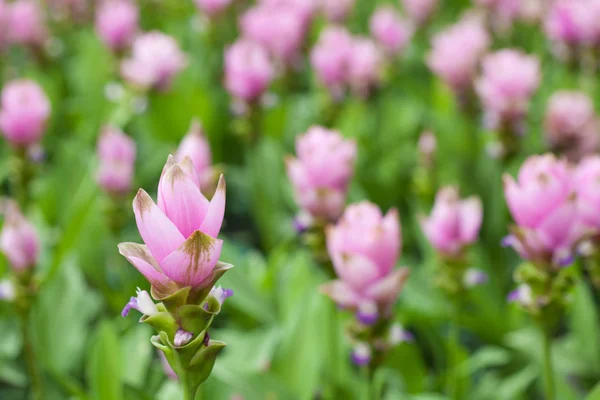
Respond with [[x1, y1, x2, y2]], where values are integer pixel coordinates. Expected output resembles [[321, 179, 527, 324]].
[[0, 79, 50, 147], [503, 154, 582, 266], [420, 186, 482, 257], [427, 16, 489, 93], [347, 37, 383, 96], [321, 201, 409, 310], [175, 119, 214, 193], [121, 31, 187, 91], [0, 201, 39, 271], [310, 26, 353, 95], [194, 0, 232, 17], [7, 0, 47, 47], [369, 6, 413, 56], [118, 156, 228, 294], [475, 49, 540, 130], [240, 3, 308, 64], [475, 0, 521, 29], [320, 0, 354, 22], [95, 0, 139, 51], [259, 0, 317, 23], [96, 125, 136, 195], [224, 38, 274, 102], [401, 0, 437, 24], [544, 0, 600, 47], [286, 126, 356, 221], [544, 91, 599, 162], [574, 156, 600, 233]]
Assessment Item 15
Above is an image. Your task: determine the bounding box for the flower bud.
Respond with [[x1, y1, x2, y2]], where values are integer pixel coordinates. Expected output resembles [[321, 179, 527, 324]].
[[224, 38, 274, 103], [7, 0, 47, 47], [420, 186, 482, 258], [369, 6, 413, 56], [0, 201, 39, 271], [121, 288, 159, 317], [174, 329, 193, 347], [0, 79, 50, 148], [347, 37, 383, 97], [96, 125, 136, 196], [208, 285, 233, 306], [175, 119, 214, 193], [286, 126, 356, 221], [351, 342, 371, 366], [310, 26, 353, 98], [121, 31, 187, 91], [95, 0, 139, 52]]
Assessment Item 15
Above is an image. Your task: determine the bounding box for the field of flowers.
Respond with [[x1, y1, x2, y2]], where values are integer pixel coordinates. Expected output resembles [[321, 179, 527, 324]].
[[1, 0, 600, 399]]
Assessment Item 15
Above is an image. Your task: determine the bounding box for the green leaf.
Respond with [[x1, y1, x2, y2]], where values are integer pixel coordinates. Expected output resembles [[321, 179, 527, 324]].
[[87, 321, 124, 400]]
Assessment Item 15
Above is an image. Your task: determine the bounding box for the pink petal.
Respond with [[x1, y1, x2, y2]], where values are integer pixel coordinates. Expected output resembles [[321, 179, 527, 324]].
[[178, 156, 201, 188], [364, 267, 410, 304], [319, 280, 361, 308], [199, 175, 226, 238], [459, 197, 482, 244], [133, 189, 186, 263], [157, 161, 209, 238], [537, 200, 578, 251], [159, 230, 223, 287], [118, 242, 173, 289], [331, 252, 382, 290]]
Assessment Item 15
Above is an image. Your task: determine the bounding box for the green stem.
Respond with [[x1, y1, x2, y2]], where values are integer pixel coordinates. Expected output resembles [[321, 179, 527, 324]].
[[179, 370, 196, 400], [14, 148, 33, 209], [542, 329, 556, 400], [328, 302, 340, 398], [18, 304, 43, 400], [361, 366, 375, 400], [447, 301, 461, 400]]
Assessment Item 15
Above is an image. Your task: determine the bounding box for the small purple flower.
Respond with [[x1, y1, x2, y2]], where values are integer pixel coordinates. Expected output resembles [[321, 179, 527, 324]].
[[0, 279, 15, 301], [351, 342, 371, 366], [174, 329, 193, 347], [507, 284, 533, 306], [389, 323, 413, 345], [209, 285, 233, 306], [463, 268, 488, 288], [356, 300, 378, 326], [121, 288, 158, 317]]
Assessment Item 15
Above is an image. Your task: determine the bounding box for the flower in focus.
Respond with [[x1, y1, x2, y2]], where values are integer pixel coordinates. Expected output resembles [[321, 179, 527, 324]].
[[427, 16, 489, 95], [96, 125, 136, 196], [321, 201, 410, 314], [224, 38, 274, 103], [544, 91, 599, 162], [7, 0, 47, 47], [503, 154, 582, 266], [475, 49, 540, 131], [310, 26, 353, 98], [121, 288, 159, 317], [175, 119, 215, 194], [118, 156, 229, 296], [401, 0, 437, 25], [347, 37, 384, 97], [208, 285, 233, 305], [420, 186, 482, 258], [194, 0, 232, 18], [320, 0, 354, 22], [574, 156, 600, 235], [95, 0, 139, 52], [0, 200, 39, 272], [286, 126, 356, 222], [121, 31, 187, 91], [0, 79, 50, 148], [369, 6, 413, 56]]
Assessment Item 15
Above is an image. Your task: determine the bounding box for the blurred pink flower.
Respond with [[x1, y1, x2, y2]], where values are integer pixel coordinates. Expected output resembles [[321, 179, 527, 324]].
[[321, 201, 409, 311], [119, 156, 228, 294], [320, 0, 354, 22], [7, 0, 47, 47], [545, 0, 600, 47], [259, 0, 316, 23], [427, 16, 489, 93], [48, 0, 89, 22], [0, 79, 50, 147], [240, 3, 308, 64], [0, 200, 39, 271], [369, 6, 413, 56], [475, 49, 540, 130], [574, 156, 600, 233], [503, 154, 582, 266], [475, 0, 521, 30], [175, 119, 214, 193], [286, 126, 356, 221], [194, 0, 232, 17], [96, 125, 136, 196], [544, 91, 599, 162], [95, 0, 139, 52], [401, 0, 437, 24], [420, 186, 482, 257], [121, 31, 187, 91], [224, 38, 274, 102], [310, 26, 353, 96], [347, 37, 383, 96]]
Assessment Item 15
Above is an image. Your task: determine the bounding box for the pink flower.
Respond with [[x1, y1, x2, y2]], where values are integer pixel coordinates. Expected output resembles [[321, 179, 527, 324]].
[[427, 16, 489, 93], [96, 125, 136, 195], [194, 0, 232, 17], [369, 6, 413, 56], [320, 0, 354, 22], [321, 201, 409, 310], [545, 0, 600, 47], [544, 91, 599, 162], [259, 0, 316, 23], [95, 0, 139, 52], [286, 126, 356, 221], [574, 156, 600, 233], [0, 79, 50, 147], [0, 200, 39, 271], [475, 49, 540, 130], [240, 4, 308, 64], [7, 0, 47, 47], [310, 26, 353, 95], [475, 0, 521, 30], [401, 0, 437, 24], [503, 154, 582, 266], [121, 31, 187, 91], [224, 38, 274, 103], [118, 156, 228, 295], [420, 186, 482, 257], [347, 37, 383, 96], [175, 119, 214, 193]]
